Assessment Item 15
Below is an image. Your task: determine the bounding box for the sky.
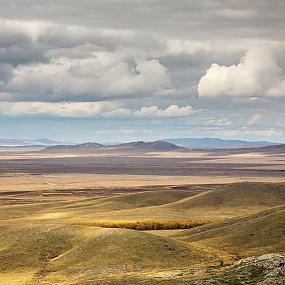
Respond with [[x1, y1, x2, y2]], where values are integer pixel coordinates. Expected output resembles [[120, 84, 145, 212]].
[[0, 0, 284, 143]]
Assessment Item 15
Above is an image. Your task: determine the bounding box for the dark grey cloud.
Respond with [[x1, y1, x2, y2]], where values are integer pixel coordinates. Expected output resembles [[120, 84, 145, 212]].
[[0, 0, 284, 39], [0, 28, 46, 66]]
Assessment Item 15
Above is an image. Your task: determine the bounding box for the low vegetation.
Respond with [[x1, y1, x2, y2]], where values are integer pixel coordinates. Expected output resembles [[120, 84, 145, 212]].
[[71, 219, 214, 230], [1, 181, 284, 284]]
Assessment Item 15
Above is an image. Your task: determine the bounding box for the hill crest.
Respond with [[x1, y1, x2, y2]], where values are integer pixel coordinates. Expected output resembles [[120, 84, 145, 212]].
[[43, 140, 184, 152]]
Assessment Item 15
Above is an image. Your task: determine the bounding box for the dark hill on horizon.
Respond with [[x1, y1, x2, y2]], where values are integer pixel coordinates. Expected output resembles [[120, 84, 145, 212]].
[[42, 140, 185, 152], [212, 143, 285, 155], [109, 140, 185, 151], [42, 142, 104, 152], [165, 137, 278, 149], [248, 143, 285, 153]]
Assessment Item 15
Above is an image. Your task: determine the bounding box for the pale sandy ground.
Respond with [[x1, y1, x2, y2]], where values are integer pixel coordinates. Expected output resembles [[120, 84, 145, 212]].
[[1, 150, 284, 165], [0, 150, 284, 192], [153, 151, 285, 164], [1, 173, 285, 192]]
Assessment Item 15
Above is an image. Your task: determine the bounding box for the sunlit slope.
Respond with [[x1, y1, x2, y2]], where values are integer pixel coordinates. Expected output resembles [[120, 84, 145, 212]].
[[0, 189, 196, 222], [169, 205, 285, 257], [2, 182, 285, 223], [74, 182, 285, 221], [0, 224, 211, 285], [26, 189, 204, 222], [172, 182, 285, 208], [48, 228, 207, 271], [56, 189, 193, 212]]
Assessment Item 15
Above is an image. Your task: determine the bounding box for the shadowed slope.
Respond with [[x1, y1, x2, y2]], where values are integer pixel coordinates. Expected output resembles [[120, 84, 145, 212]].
[[167, 205, 285, 257]]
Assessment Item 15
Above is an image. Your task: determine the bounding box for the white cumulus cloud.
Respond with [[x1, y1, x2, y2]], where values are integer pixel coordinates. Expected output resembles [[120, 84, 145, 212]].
[[198, 47, 285, 98], [4, 53, 171, 102], [0, 102, 195, 118], [134, 105, 194, 118]]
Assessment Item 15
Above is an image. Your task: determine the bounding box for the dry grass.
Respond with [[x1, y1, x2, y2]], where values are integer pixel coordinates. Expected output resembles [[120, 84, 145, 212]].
[[71, 219, 215, 230], [0, 224, 212, 284], [0, 179, 284, 285], [162, 205, 285, 258]]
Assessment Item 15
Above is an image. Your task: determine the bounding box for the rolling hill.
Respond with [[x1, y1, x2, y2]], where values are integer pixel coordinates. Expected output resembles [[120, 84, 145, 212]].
[[169, 205, 285, 258], [0, 224, 211, 284], [169, 182, 285, 209], [57, 189, 193, 213], [76, 182, 285, 221], [0, 182, 285, 284], [22, 182, 285, 225]]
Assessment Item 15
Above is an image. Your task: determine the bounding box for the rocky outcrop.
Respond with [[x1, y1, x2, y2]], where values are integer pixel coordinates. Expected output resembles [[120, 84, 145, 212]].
[[192, 254, 285, 285], [234, 254, 285, 285]]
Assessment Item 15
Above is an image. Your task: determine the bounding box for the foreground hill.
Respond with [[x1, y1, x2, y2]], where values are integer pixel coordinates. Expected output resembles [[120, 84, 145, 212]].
[[0, 182, 285, 284], [0, 224, 210, 284]]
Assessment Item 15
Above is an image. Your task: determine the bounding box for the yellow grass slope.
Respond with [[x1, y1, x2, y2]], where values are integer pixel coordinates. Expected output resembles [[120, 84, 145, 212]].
[[172, 182, 285, 209], [0, 224, 212, 285], [75, 182, 285, 221], [166, 205, 285, 258], [57, 189, 193, 213]]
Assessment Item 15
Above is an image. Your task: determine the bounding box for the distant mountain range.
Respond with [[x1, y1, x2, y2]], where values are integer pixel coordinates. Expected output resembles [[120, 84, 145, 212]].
[[242, 143, 285, 153], [109, 140, 184, 151], [43, 142, 104, 152], [164, 138, 279, 149], [0, 138, 283, 152], [43, 140, 184, 152]]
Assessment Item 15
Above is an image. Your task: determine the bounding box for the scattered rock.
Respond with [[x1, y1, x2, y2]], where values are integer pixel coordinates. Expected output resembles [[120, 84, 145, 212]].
[[192, 254, 285, 285], [234, 254, 285, 285]]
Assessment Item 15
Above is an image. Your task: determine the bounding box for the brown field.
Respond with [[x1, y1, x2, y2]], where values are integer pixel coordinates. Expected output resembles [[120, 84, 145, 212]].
[[0, 148, 284, 193]]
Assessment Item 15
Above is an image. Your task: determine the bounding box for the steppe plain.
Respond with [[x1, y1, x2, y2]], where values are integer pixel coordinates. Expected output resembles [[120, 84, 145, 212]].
[[0, 146, 284, 284]]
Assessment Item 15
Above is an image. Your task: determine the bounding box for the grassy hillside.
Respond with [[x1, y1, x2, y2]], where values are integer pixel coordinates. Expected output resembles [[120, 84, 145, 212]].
[[0, 224, 212, 285], [173, 182, 285, 208], [2, 182, 284, 224], [71, 182, 285, 222], [1, 182, 285, 284], [162, 205, 285, 258], [0, 189, 199, 222], [58, 189, 193, 213]]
